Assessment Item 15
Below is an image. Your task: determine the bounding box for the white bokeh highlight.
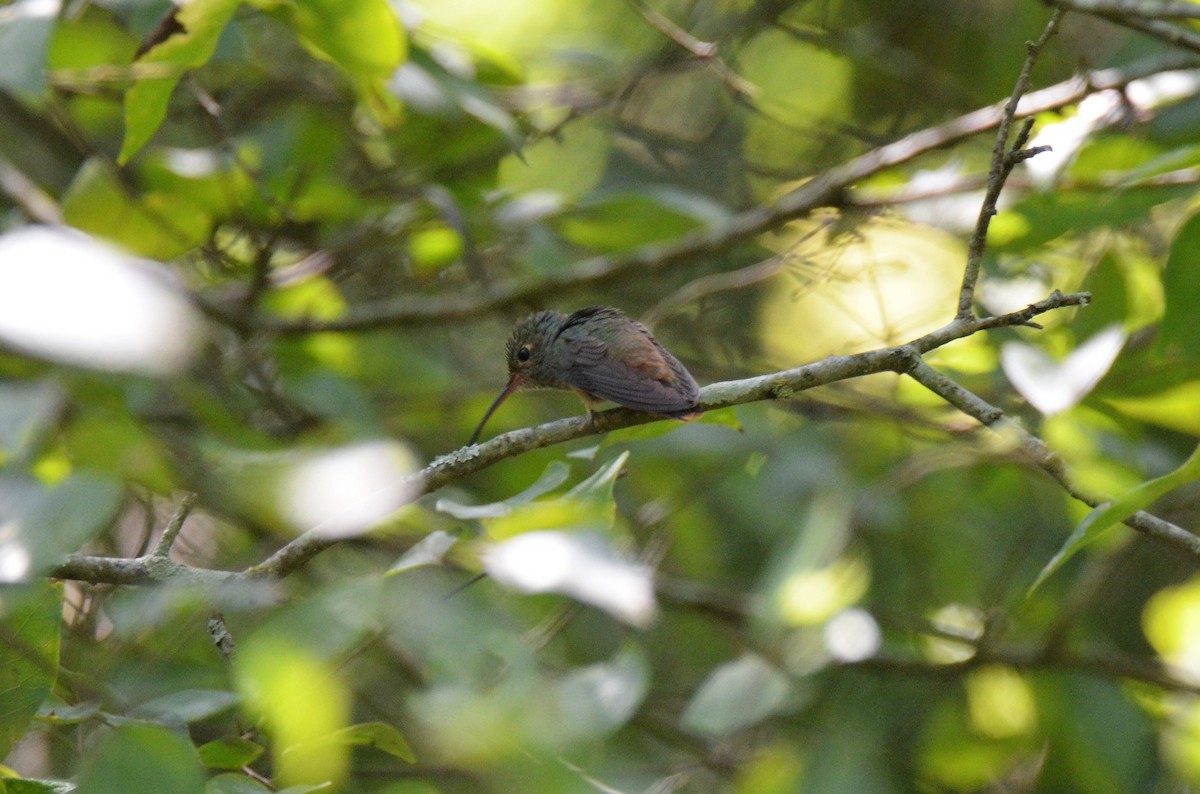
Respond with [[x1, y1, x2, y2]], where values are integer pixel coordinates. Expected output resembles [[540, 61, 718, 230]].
[[0, 226, 203, 375], [483, 531, 657, 627], [279, 441, 418, 537], [1001, 325, 1126, 416]]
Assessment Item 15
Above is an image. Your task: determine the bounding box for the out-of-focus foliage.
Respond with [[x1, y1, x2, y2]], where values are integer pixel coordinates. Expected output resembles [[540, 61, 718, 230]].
[[1, 0, 1200, 791]]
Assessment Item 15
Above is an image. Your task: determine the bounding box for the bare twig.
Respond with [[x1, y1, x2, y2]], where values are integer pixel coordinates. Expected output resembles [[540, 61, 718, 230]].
[[1051, 0, 1200, 53], [1050, 0, 1200, 18], [957, 10, 1064, 320], [151, 492, 198, 558], [623, 0, 756, 97]]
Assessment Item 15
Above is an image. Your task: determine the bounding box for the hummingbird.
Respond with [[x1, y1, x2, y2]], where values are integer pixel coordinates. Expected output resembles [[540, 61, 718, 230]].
[[468, 306, 702, 445]]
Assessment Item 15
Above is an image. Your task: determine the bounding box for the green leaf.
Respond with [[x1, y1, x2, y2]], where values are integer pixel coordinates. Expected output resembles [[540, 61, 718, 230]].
[[282, 721, 415, 763], [36, 697, 100, 725], [0, 0, 57, 101], [387, 531, 458, 574], [0, 473, 123, 581], [0, 779, 76, 793], [1031, 443, 1200, 593], [436, 461, 570, 519], [681, 653, 792, 737], [260, 0, 405, 82], [558, 189, 723, 252], [205, 774, 273, 794], [78, 723, 206, 794], [61, 158, 213, 259], [0, 581, 63, 762], [994, 184, 1193, 251], [198, 736, 265, 769], [0, 381, 61, 464], [120, 0, 242, 163], [550, 645, 649, 739], [1162, 212, 1200, 359], [129, 689, 241, 724]]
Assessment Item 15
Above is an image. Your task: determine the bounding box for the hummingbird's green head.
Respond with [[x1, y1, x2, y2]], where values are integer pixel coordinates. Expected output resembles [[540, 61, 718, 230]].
[[505, 310, 567, 388]]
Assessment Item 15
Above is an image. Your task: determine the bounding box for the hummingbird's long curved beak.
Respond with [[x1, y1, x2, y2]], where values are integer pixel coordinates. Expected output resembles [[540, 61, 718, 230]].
[[468, 373, 522, 446]]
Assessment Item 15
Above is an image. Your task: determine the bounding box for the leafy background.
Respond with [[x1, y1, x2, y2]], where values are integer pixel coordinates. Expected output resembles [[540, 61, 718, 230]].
[[2, 0, 1200, 791]]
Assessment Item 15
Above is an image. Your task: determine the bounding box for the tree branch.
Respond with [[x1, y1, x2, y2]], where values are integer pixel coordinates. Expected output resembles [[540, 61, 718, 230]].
[[902, 354, 1200, 556], [49, 289, 1088, 586], [250, 53, 1196, 335], [1050, 0, 1200, 53], [958, 10, 1063, 319]]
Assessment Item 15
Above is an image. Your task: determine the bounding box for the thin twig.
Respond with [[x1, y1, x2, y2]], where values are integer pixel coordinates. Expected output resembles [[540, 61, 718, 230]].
[[957, 10, 1064, 320], [1050, 0, 1200, 18], [623, 0, 757, 97], [1051, 0, 1200, 53], [151, 492, 198, 558]]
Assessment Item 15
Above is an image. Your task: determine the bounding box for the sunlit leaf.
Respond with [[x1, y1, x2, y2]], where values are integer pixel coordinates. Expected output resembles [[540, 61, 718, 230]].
[[198, 737, 265, 770], [1106, 381, 1200, 436], [1032, 443, 1200, 593], [62, 158, 213, 259], [120, 0, 242, 163], [282, 721, 414, 763], [235, 637, 350, 786], [256, 0, 405, 82]]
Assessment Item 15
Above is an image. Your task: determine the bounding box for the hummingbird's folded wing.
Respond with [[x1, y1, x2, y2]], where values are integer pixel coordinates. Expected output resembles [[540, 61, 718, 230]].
[[561, 334, 700, 416]]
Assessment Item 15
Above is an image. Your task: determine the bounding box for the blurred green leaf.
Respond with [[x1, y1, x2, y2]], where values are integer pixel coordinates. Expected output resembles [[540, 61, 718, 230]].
[[437, 460, 570, 519], [996, 185, 1193, 251], [0, 0, 56, 101], [258, 0, 405, 82], [0, 381, 61, 464], [61, 158, 213, 258], [120, 0, 242, 163], [681, 653, 792, 737], [1163, 212, 1200, 359], [35, 697, 100, 726], [129, 689, 241, 724], [387, 530, 458, 574], [197, 736, 265, 769], [78, 723, 206, 794], [549, 644, 648, 739], [0, 474, 122, 581], [0, 581, 62, 762], [282, 721, 415, 763], [0, 779, 75, 793], [205, 774, 273, 794]]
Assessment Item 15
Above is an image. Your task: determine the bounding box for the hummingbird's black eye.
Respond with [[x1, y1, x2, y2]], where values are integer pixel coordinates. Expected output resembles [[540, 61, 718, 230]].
[[517, 345, 531, 362]]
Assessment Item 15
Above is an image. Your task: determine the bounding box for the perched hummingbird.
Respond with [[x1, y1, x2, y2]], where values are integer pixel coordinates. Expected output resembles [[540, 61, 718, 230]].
[[468, 306, 702, 445]]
